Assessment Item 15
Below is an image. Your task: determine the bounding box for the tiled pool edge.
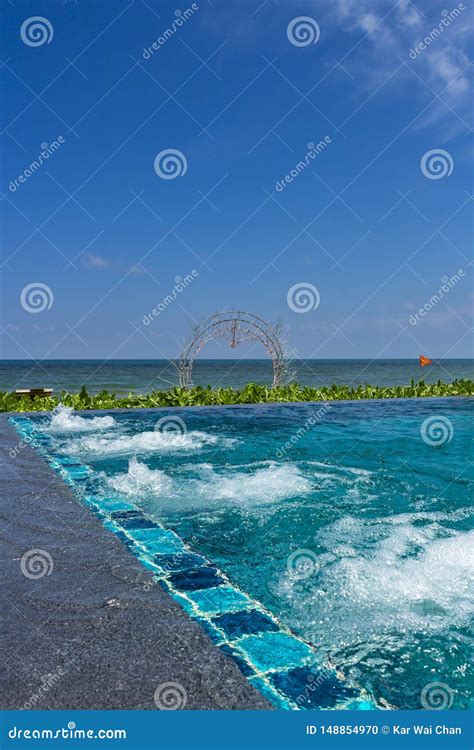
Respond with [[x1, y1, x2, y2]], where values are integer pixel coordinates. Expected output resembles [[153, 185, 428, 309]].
[[10, 415, 375, 712]]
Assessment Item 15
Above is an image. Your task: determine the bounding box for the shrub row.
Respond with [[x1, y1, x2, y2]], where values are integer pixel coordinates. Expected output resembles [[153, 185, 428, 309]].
[[1, 379, 472, 412]]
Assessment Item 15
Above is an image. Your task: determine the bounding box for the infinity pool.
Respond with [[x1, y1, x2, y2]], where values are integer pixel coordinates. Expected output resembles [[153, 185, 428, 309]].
[[13, 398, 473, 709]]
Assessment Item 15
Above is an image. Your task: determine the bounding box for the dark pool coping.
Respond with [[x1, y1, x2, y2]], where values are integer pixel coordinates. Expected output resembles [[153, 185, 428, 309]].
[[0, 414, 271, 710]]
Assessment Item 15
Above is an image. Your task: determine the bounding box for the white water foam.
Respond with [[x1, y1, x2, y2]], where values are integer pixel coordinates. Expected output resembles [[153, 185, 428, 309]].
[[189, 462, 312, 504], [306, 461, 373, 478], [277, 517, 474, 645], [106, 459, 312, 508], [47, 405, 115, 433], [61, 430, 233, 457], [335, 526, 473, 625], [107, 457, 173, 497], [303, 461, 373, 487]]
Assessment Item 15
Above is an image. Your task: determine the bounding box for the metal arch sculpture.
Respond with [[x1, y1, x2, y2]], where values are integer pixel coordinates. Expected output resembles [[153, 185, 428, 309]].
[[177, 311, 288, 388]]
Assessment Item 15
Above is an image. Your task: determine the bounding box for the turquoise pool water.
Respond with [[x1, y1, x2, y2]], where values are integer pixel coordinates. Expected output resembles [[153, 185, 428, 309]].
[[15, 398, 473, 709]]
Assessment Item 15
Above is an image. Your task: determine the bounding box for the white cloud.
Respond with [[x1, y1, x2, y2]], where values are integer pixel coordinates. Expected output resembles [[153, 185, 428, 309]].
[[398, 0, 423, 29], [328, 0, 472, 139], [358, 12, 381, 33], [84, 253, 111, 269]]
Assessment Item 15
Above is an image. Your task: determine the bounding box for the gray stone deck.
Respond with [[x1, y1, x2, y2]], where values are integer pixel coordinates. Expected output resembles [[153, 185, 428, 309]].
[[0, 415, 270, 710]]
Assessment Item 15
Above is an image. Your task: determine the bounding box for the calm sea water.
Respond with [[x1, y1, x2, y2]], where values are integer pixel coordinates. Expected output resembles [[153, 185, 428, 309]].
[[30, 398, 473, 709], [1, 359, 473, 394]]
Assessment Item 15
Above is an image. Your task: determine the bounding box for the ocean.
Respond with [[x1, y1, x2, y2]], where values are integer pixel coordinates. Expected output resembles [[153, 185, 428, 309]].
[[0, 359, 473, 395]]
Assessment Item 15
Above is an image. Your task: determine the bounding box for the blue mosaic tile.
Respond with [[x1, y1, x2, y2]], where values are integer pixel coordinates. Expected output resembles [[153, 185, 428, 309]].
[[212, 609, 279, 638], [157, 580, 196, 615], [153, 552, 208, 573], [195, 617, 225, 645], [94, 497, 137, 513], [54, 455, 81, 466], [236, 632, 313, 673], [133, 527, 185, 554], [248, 676, 292, 710], [64, 466, 90, 480], [137, 554, 160, 574], [114, 530, 136, 549], [218, 643, 255, 677], [270, 665, 357, 709], [102, 525, 136, 551], [82, 498, 104, 515], [32, 436, 52, 445], [186, 586, 253, 615], [168, 567, 225, 592], [80, 479, 97, 495], [101, 518, 117, 532], [111, 510, 156, 529]]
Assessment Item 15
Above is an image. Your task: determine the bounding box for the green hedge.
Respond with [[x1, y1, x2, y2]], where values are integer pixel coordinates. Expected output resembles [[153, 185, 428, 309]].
[[1, 379, 472, 412]]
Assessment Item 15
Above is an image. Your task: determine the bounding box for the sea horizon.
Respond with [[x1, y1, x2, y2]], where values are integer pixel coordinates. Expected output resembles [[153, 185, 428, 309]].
[[1, 358, 472, 395], [2, 357, 473, 362]]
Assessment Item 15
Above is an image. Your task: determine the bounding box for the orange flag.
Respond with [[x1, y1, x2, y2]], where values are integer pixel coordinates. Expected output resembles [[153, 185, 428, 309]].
[[420, 355, 432, 367]]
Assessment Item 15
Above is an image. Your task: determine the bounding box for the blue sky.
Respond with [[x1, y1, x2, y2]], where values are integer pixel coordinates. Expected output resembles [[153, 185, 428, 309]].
[[1, 0, 472, 360]]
